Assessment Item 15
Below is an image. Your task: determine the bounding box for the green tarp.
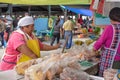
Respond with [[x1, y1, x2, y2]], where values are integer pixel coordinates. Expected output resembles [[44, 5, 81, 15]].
[[0, 0, 91, 5]]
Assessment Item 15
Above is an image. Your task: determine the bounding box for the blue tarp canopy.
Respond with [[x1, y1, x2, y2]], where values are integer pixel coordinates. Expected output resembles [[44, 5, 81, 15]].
[[62, 6, 93, 16]]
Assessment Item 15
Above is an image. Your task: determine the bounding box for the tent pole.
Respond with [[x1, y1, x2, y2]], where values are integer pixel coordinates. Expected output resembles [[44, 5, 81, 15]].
[[7, 4, 13, 16], [48, 5, 51, 18], [28, 6, 31, 15], [64, 9, 67, 22]]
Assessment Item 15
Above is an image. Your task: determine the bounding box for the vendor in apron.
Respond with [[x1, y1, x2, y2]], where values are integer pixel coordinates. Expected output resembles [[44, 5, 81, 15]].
[[0, 16, 60, 71], [84, 7, 120, 77]]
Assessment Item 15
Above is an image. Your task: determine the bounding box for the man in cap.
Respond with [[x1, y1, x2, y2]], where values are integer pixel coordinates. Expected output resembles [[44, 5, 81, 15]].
[[63, 16, 74, 49], [0, 16, 60, 71]]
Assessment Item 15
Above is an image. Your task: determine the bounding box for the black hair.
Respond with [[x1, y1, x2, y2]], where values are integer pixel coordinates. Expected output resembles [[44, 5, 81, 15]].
[[109, 7, 120, 22], [68, 17, 71, 20]]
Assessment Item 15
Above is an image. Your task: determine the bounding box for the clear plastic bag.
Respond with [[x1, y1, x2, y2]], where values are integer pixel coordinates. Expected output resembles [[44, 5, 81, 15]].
[[59, 54, 80, 69], [46, 54, 81, 80], [103, 68, 117, 80], [113, 74, 119, 80], [67, 45, 83, 55], [60, 67, 90, 80], [25, 54, 61, 80], [46, 61, 61, 80], [15, 59, 38, 75], [67, 44, 93, 60], [15, 55, 51, 75]]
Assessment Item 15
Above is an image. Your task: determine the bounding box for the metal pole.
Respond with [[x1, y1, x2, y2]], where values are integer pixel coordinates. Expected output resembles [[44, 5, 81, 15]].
[[48, 5, 51, 18], [28, 6, 31, 16], [7, 4, 13, 16], [64, 9, 67, 22]]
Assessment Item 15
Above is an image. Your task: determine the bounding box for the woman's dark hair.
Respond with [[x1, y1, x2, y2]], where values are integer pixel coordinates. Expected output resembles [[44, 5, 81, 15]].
[[109, 7, 120, 22]]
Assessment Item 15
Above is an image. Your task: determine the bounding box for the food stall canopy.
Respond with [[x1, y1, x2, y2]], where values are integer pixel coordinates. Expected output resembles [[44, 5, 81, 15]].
[[62, 6, 93, 16], [0, 0, 91, 5]]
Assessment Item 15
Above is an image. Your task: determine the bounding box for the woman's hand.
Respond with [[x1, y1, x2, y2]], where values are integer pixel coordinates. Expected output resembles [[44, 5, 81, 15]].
[[42, 43, 61, 51], [83, 49, 97, 60]]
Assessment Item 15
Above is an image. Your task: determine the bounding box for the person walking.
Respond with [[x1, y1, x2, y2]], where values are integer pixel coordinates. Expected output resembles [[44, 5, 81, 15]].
[[63, 17, 74, 49], [50, 18, 61, 46]]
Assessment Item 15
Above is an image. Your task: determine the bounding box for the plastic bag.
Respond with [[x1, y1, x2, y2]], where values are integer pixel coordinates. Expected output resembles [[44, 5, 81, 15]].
[[67, 45, 83, 55], [15, 55, 51, 75], [15, 59, 38, 75], [24, 53, 82, 80], [46, 61, 61, 80], [103, 68, 117, 80], [113, 74, 119, 80], [25, 54, 61, 80], [59, 54, 80, 69], [25, 64, 47, 80], [60, 67, 90, 80]]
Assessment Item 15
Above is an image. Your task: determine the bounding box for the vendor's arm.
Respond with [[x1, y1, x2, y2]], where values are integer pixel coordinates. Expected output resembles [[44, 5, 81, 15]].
[[39, 40, 60, 51], [17, 44, 38, 59], [42, 43, 60, 51], [93, 26, 110, 50]]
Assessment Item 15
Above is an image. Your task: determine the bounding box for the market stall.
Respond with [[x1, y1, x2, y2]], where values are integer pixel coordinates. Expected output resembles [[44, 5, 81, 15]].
[[0, 56, 101, 80], [1, 0, 120, 80], [0, 37, 102, 80]]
